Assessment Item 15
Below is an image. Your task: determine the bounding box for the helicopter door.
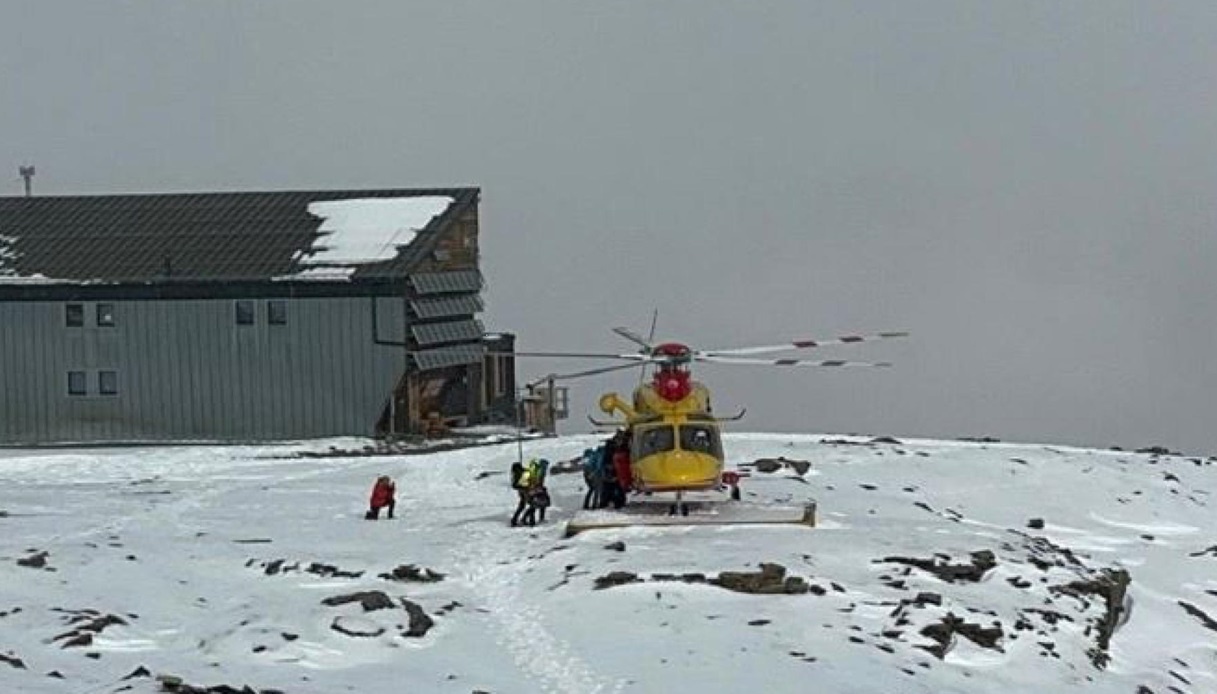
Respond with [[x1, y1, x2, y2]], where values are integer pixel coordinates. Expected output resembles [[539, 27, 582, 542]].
[[679, 423, 723, 458]]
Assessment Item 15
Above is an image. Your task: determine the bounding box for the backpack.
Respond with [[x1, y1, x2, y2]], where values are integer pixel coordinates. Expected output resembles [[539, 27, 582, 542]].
[[510, 463, 525, 489]]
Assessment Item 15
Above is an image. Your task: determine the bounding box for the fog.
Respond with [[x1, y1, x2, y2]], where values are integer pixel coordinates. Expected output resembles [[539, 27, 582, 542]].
[[3, 1, 1215, 453]]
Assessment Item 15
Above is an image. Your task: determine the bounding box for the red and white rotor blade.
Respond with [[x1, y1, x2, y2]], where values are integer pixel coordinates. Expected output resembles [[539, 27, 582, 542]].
[[696, 355, 893, 368], [699, 331, 908, 357], [513, 350, 648, 361]]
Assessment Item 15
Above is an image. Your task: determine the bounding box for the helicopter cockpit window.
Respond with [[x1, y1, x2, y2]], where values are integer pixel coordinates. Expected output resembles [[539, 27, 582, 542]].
[[679, 424, 722, 457], [634, 426, 675, 458]]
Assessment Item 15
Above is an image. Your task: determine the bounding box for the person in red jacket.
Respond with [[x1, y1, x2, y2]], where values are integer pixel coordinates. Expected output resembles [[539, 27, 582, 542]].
[[365, 475, 396, 520], [611, 430, 633, 508]]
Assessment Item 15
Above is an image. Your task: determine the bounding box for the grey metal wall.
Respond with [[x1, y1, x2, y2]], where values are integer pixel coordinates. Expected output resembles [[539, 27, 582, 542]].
[[0, 296, 408, 443]]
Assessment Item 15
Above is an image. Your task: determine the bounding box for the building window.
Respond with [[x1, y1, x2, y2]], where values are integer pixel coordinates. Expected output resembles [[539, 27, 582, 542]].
[[235, 300, 254, 325], [99, 370, 119, 396], [66, 303, 84, 327], [68, 371, 87, 396], [267, 300, 287, 325], [97, 303, 116, 327]]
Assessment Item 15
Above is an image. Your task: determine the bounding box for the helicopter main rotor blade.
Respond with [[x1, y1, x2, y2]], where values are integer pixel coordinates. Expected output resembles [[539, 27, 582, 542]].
[[612, 326, 653, 351], [511, 350, 646, 361], [546, 361, 649, 380], [695, 355, 893, 368], [698, 331, 909, 357]]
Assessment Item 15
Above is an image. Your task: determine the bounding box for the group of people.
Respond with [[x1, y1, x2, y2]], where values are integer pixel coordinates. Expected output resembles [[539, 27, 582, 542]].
[[362, 430, 635, 526], [510, 458, 552, 527], [580, 429, 633, 510]]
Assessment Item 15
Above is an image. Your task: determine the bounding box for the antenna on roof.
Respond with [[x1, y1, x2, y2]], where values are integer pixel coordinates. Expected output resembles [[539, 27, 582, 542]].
[[18, 165, 35, 197]]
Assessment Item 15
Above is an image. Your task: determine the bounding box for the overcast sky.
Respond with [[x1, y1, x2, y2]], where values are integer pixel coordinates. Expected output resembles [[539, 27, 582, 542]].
[[3, 2, 1215, 454]]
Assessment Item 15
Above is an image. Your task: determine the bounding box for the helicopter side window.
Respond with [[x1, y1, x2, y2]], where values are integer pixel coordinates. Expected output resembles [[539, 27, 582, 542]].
[[680, 424, 722, 458], [634, 426, 675, 458]]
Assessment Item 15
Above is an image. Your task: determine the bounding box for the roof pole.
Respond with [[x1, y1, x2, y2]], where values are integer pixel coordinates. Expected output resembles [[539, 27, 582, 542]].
[[19, 165, 35, 197]]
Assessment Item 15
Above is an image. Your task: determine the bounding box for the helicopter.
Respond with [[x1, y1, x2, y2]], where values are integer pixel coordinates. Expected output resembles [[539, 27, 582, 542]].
[[517, 326, 908, 518]]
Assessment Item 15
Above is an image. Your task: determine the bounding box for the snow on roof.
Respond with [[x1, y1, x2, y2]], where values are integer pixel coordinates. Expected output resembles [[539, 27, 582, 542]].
[[0, 234, 65, 284], [294, 196, 454, 270], [272, 266, 358, 282], [0, 233, 18, 276]]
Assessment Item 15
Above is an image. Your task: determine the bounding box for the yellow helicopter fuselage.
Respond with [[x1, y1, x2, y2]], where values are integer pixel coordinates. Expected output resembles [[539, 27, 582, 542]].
[[599, 381, 725, 493]]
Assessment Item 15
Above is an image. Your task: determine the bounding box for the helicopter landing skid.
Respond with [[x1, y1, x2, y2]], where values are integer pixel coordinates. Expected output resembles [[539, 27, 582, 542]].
[[563, 499, 817, 538]]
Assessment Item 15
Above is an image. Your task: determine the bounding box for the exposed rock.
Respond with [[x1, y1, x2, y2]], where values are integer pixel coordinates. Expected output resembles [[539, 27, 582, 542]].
[[1178, 601, 1217, 633], [0, 652, 25, 669], [379, 564, 445, 583], [881, 551, 996, 583], [1027, 518, 1045, 530], [753, 459, 783, 473], [307, 562, 363, 579], [321, 591, 396, 612], [594, 571, 642, 590], [870, 436, 902, 444], [400, 598, 435, 637], [710, 563, 809, 595], [604, 541, 626, 552], [746, 457, 811, 475], [53, 612, 128, 648], [17, 550, 49, 569], [57, 632, 93, 648], [918, 614, 1004, 659], [652, 573, 708, 584], [122, 665, 151, 680], [1050, 568, 1131, 668], [1188, 545, 1217, 558]]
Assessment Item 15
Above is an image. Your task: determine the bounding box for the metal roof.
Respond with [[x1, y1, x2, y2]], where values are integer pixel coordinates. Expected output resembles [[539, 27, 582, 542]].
[[0, 188, 479, 285], [410, 319, 485, 346], [409, 294, 484, 320], [412, 344, 486, 371], [408, 269, 483, 295]]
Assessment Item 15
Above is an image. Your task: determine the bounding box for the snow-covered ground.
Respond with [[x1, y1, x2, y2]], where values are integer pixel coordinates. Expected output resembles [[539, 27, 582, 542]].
[[2, 434, 1215, 693]]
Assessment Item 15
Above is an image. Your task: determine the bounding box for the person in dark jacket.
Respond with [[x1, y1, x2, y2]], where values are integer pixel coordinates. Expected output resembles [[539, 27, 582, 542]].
[[581, 447, 605, 510], [365, 475, 396, 520], [509, 461, 529, 527]]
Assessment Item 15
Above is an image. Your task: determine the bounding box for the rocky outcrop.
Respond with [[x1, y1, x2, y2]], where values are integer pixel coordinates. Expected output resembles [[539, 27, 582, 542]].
[[880, 551, 996, 583]]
